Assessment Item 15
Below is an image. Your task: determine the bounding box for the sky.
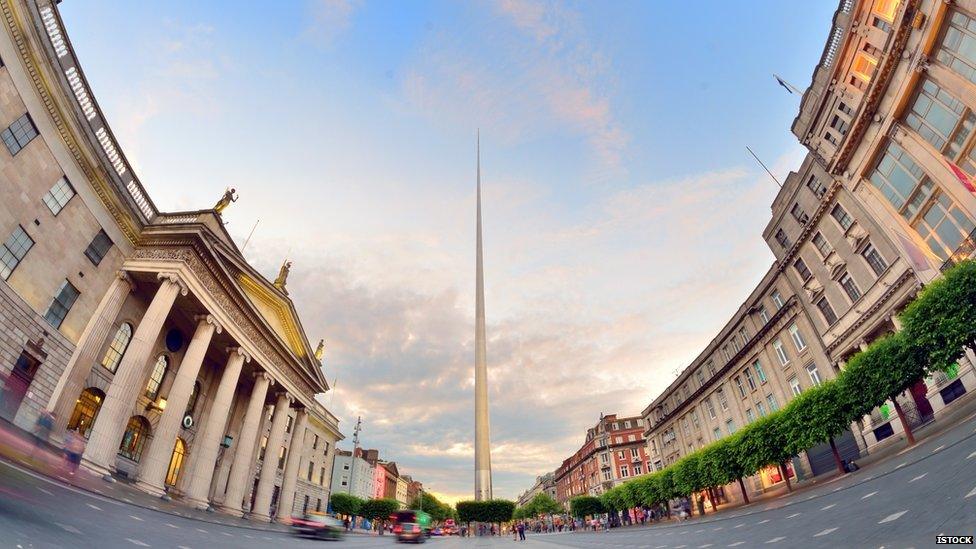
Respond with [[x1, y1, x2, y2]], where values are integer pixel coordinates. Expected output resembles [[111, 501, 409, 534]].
[[59, 0, 838, 504]]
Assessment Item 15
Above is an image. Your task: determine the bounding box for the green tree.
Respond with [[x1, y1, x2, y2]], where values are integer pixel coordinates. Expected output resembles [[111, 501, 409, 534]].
[[360, 498, 400, 535], [901, 259, 976, 373], [329, 493, 364, 518], [569, 496, 604, 518], [410, 492, 451, 522]]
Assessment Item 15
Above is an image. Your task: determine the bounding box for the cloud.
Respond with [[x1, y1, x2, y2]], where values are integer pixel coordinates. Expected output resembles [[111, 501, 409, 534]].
[[304, 0, 361, 46]]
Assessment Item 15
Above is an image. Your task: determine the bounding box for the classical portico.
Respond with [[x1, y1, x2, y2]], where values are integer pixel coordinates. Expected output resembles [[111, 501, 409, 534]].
[[47, 210, 336, 520]]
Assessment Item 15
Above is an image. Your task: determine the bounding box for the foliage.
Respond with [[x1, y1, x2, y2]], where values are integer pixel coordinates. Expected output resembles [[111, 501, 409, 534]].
[[453, 500, 515, 524], [779, 380, 851, 456], [901, 259, 976, 372], [569, 496, 604, 518], [521, 493, 562, 518], [329, 493, 364, 517], [410, 492, 452, 522], [359, 498, 400, 525]]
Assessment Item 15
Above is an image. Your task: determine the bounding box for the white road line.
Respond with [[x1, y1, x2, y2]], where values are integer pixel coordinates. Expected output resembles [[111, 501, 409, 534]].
[[728, 543, 745, 547], [820, 504, 836, 510], [814, 527, 838, 537], [758, 519, 770, 524], [674, 545, 687, 548], [54, 522, 82, 534], [694, 529, 705, 533], [178, 546, 192, 549], [895, 462, 906, 469], [909, 473, 928, 483], [786, 512, 801, 518], [765, 537, 785, 544], [221, 532, 233, 537], [243, 534, 253, 539], [165, 523, 179, 529], [832, 487, 843, 492], [861, 491, 878, 500], [86, 503, 102, 511], [195, 528, 207, 533], [699, 545, 713, 548], [965, 486, 976, 499], [967, 451, 976, 460], [713, 526, 724, 530], [37, 487, 52, 495], [933, 444, 945, 453], [878, 510, 908, 524], [125, 539, 150, 547], [128, 515, 143, 521], [733, 523, 745, 529]]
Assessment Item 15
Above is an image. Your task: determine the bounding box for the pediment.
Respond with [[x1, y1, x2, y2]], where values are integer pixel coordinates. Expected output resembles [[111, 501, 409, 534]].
[[236, 273, 307, 358]]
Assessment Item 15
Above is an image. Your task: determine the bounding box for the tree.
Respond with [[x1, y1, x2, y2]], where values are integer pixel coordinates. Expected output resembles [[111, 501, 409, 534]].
[[780, 380, 851, 474], [360, 498, 400, 535], [410, 492, 451, 522], [734, 412, 794, 491], [569, 496, 604, 518], [330, 493, 364, 518], [527, 493, 562, 516], [901, 260, 976, 373]]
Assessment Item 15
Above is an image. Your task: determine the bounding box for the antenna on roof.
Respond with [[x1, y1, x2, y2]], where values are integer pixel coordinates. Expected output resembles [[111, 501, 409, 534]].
[[746, 146, 782, 187], [242, 218, 260, 253]]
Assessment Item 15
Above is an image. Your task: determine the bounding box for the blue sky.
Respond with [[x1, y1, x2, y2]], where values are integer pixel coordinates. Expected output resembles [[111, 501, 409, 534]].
[[60, 0, 837, 503]]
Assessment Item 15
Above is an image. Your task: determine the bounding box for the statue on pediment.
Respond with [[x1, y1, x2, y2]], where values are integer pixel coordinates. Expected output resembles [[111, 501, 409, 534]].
[[273, 259, 292, 292], [315, 339, 325, 361], [213, 187, 238, 214]]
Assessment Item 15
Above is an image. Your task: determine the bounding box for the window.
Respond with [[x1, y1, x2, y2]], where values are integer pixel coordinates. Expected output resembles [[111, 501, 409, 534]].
[[1, 113, 39, 155], [307, 460, 314, 481], [872, 16, 892, 32], [313, 434, 319, 450], [816, 296, 839, 325], [185, 381, 201, 417], [42, 177, 75, 215], [620, 466, 629, 478], [119, 416, 150, 461], [756, 401, 767, 417], [734, 376, 746, 398], [775, 228, 791, 249], [145, 355, 168, 400], [277, 446, 286, 469], [319, 467, 326, 485], [743, 368, 757, 391], [789, 376, 802, 396], [704, 397, 716, 419], [739, 327, 749, 347], [824, 131, 838, 146], [323, 441, 329, 456], [830, 204, 854, 231], [696, 369, 706, 387], [691, 410, 700, 428], [838, 101, 855, 116], [722, 345, 731, 362], [862, 243, 889, 276], [873, 0, 899, 22], [758, 306, 770, 324], [753, 360, 767, 383], [165, 438, 186, 487], [904, 78, 973, 157], [84, 229, 113, 266], [0, 225, 34, 280], [67, 387, 104, 438], [717, 389, 728, 411], [793, 257, 812, 281], [772, 291, 784, 309], [603, 470, 612, 481], [773, 339, 790, 366], [869, 142, 927, 211], [938, 11, 976, 85], [807, 363, 823, 386], [99, 323, 132, 374], [910, 191, 976, 261], [806, 175, 827, 198], [851, 51, 877, 83], [745, 408, 755, 423], [260, 436, 268, 460], [44, 280, 79, 329], [628, 434, 636, 442], [830, 114, 850, 135], [791, 203, 810, 225], [600, 452, 609, 464], [681, 417, 689, 435], [634, 464, 643, 475], [631, 447, 640, 459], [725, 419, 736, 435], [766, 393, 779, 411], [706, 361, 716, 377], [839, 272, 863, 302], [788, 323, 807, 352], [813, 232, 833, 258], [286, 415, 294, 433]]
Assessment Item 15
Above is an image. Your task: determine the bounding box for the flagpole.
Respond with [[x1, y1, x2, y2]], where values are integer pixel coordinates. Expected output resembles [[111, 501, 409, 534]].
[[773, 74, 804, 95], [746, 146, 782, 187]]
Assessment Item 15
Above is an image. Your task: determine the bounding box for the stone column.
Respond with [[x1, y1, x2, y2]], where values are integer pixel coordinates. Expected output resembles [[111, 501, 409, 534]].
[[135, 315, 221, 496], [50, 271, 134, 435], [185, 347, 250, 510], [275, 407, 308, 522], [219, 371, 272, 517], [251, 391, 292, 522], [82, 273, 186, 477]]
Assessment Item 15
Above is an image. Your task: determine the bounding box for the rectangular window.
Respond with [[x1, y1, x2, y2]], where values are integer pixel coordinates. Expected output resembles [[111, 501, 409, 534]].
[[824, 131, 838, 146], [873, 0, 898, 22], [691, 410, 700, 428], [706, 361, 716, 377], [791, 203, 810, 225], [851, 51, 877, 83], [717, 389, 728, 411], [831, 204, 854, 231], [1, 113, 39, 156], [722, 346, 732, 362], [789, 376, 802, 396], [725, 418, 736, 435], [634, 464, 643, 475], [773, 339, 790, 366], [775, 228, 791, 249], [838, 101, 855, 116], [756, 401, 767, 417], [816, 296, 839, 325], [839, 272, 863, 302], [745, 408, 754, 423], [84, 230, 113, 266], [696, 369, 706, 387], [44, 280, 79, 328], [603, 470, 612, 481], [830, 114, 850, 135], [938, 11, 976, 85], [42, 177, 75, 215], [806, 175, 827, 198], [730, 336, 741, 353], [904, 78, 973, 157], [912, 191, 976, 261], [813, 232, 833, 258], [0, 225, 34, 280], [862, 243, 889, 276], [734, 376, 746, 398], [600, 452, 608, 463], [631, 447, 639, 458], [758, 306, 770, 324], [807, 363, 823, 386], [788, 323, 807, 352], [704, 396, 716, 419], [323, 441, 329, 456], [713, 427, 722, 441], [793, 257, 812, 281], [307, 461, 314, 481], [286, 415, 294, 434], [743, 368, 757, 391], [753, 360, 767, 383], [278, 446, 287, 469], [313, 434, 319, 450], [766, 393, 779, 411], [620, 466, 629, 478], [772, 291, 784, 309]]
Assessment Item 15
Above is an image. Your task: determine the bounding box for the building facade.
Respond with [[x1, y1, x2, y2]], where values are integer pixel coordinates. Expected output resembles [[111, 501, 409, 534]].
[[516, 472, 557, 508], [0, 0, 343, 524], [330, 447, 376, 501]]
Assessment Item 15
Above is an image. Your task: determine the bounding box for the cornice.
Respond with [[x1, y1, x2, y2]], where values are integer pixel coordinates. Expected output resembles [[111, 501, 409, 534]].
[[775, 179, 844, 271]]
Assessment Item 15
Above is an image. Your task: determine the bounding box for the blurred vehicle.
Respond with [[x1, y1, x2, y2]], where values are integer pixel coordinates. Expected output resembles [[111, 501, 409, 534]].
[[290, 512, 345, 541], [431, 527, 443, 536], [396, 522, 426, 543], [442, 518, 457, 535], [392, 510, 432, 536]]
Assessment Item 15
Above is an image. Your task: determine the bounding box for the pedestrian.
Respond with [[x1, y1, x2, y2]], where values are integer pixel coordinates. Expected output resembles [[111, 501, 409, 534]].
[[62, 429, 85, 475], [518, 521, 526, 541], [34, 410, 54, 447]]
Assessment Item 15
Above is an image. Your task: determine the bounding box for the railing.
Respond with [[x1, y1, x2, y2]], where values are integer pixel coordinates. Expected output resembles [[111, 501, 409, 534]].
[[155, 212, 202, 225], [941, 227, 976, 272]]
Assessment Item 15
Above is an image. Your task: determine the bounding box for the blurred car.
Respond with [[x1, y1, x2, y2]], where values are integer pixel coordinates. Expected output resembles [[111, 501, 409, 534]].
[[396, 522, 426, 543], [431, 527, 443, 536], [290, 512, 345, 541]]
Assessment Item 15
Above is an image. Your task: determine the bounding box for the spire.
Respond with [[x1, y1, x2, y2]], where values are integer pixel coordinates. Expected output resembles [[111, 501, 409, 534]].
[[474, 129, 493, 501]]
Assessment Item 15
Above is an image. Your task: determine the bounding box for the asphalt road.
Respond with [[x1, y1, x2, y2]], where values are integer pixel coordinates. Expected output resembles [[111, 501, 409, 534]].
[[0, 414, 974, 548]]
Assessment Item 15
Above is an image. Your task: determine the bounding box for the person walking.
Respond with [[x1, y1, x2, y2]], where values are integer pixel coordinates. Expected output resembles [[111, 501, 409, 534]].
[[517, 521, 526, 541], [62, 429, 85, 475]]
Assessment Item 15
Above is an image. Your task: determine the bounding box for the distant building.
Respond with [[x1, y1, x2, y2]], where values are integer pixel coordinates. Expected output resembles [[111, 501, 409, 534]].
[[330, 447, 375, 501], [516, 472, 556, 508]]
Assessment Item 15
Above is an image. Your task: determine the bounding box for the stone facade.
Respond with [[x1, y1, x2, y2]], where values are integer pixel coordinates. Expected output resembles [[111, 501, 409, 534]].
[[554, 414, 647, 507]]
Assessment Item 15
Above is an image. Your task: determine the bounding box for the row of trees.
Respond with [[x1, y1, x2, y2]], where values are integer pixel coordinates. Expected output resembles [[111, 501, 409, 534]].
[[512, 493, 563, 520], [409, 491, 455, 521], [455, 499, 516, 530], [577, 261, 976, 518], [328, 493, 401, 533]]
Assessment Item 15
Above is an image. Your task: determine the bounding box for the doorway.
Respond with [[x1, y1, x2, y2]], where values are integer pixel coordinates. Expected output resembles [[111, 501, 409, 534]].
[[0, 352, 40, 422]]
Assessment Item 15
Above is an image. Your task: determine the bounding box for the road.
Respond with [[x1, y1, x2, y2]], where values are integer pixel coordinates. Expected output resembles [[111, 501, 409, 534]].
[[0, 415, 974, 548]]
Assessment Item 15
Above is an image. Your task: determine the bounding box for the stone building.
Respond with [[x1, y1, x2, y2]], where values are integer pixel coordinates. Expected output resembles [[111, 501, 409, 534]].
[[0, 0, 342, 524], [330, 447, 376, 501], [516, 472, 556, 508]]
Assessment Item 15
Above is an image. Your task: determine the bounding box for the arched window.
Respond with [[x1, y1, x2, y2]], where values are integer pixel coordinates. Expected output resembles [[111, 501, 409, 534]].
[[100, 323, 132, 373], [67, 387, 104, 439], [185, 381, 201, 418], [118, 415, 151, 461], [144, 355, 168, 400], [165, 438, 186, 487]]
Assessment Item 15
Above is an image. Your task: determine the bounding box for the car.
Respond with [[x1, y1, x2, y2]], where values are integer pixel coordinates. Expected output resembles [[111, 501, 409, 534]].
[[396, 522, 426, 543], [290, 512, 345, 541], [431, 527, 443, 536]]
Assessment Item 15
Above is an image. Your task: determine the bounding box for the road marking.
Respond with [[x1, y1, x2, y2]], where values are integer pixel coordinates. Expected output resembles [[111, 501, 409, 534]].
[[54, 522, 82, 534], [765, 537, 785, 544], [967, 451, 976, 460], [178, 546, 192, 549], [832, 487, 843, 492], [965, 486, 976, 499], [128, 515, 143, 521], [195, 528, 207, 533], [37, 487, 52, 495], [123, 498, 132, 503], [699, 545, 713, 548], [758, 519, 770, 524], [221, 532, 233, 537], [694, 529, 704, 533], [125, 540, 150, 547], [728, 544, 745, 547], [878, 510, 908, 524], [820, 504, 836, 510], [933, 444, 945, 453], [674, 545, 687, 548], [814, 527, 838, 537], [861, 491, 878, 500], [713, 526, 724, 530], [165, 523, 179, 529], [786, 512, 801, 518], [909, 473, 928, 483], [733, 523, 745, 529], [243, 534, 253, 539], [895, 462, 906, 469], [86, 503, 102, 511]]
